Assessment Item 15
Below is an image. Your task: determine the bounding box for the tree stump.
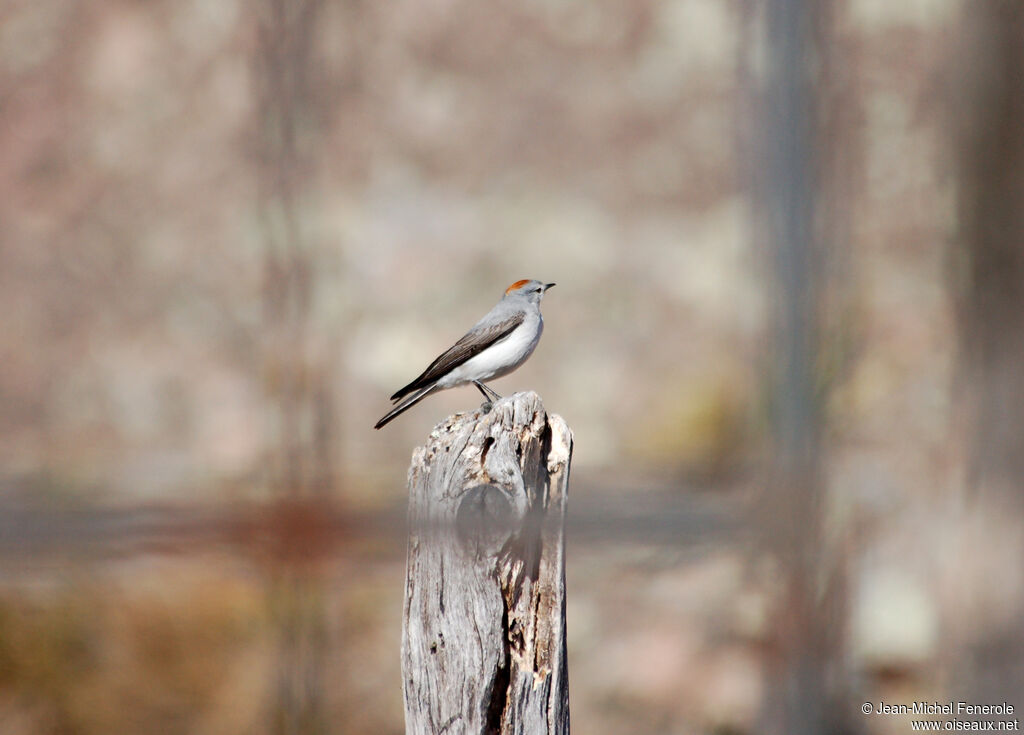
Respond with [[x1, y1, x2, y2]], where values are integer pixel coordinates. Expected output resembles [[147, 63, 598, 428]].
[[402, 391, 572, 735]]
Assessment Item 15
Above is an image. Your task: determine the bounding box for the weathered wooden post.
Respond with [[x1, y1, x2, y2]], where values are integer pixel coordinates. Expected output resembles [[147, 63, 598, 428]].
[[402, 391, 572, 735]]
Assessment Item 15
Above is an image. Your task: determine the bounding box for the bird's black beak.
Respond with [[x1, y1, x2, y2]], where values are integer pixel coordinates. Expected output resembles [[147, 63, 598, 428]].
[[544, 283, 556, 291]]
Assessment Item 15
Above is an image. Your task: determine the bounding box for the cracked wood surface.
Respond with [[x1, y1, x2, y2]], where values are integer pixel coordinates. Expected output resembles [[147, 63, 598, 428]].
[[402, 391, 572, 735]]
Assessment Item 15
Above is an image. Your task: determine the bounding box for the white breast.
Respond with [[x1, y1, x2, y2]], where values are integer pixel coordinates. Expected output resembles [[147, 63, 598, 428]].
[[437, 315, 543, 388]]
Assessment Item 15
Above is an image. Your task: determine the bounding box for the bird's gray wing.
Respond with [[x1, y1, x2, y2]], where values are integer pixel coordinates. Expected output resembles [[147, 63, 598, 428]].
[[390, 312, 525, 401]]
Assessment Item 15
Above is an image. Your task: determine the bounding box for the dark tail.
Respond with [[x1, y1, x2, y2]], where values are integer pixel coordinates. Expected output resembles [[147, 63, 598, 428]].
[[374, 384, 440, 429]]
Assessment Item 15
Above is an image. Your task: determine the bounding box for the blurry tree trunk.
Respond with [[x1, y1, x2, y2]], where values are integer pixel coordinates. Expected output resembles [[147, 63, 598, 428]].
[[958, 3, 1024, 500], [253, 1, 331, 733], [402, 392, 572, 735], [255, 0, 332, 500], [758, 1, 840, 734], [956, 1, 1024, 702]]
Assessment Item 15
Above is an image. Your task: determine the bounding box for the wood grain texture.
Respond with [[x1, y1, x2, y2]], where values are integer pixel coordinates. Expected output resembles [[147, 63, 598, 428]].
[[402, 391, 572, 735]]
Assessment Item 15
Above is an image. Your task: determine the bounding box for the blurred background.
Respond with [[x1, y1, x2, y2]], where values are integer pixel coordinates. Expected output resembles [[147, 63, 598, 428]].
[[2, 0, 1023, 733]]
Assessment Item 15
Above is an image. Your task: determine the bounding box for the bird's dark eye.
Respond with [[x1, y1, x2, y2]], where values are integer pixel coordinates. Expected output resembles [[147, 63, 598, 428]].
[[533, 287, 542, 293]]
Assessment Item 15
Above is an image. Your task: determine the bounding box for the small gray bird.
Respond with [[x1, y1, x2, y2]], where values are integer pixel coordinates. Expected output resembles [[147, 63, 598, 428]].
[[374, 279, 555, 429]]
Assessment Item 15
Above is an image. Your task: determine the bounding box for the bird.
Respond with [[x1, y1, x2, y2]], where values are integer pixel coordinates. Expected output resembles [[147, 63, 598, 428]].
[[374, 279, 555, 429]]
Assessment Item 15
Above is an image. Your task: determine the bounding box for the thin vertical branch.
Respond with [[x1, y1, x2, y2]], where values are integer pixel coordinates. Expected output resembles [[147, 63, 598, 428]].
[[252, 2, 331, 734], [957, 3, 1024, 499], [955, 0, 1024, 705], [759, 1, 836, 734], [255, 0, 326, 501]]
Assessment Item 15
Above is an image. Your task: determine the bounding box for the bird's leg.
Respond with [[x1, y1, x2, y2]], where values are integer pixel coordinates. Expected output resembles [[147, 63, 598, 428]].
[[473, 380, 502, 413], [473, 380, 502, 402]]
